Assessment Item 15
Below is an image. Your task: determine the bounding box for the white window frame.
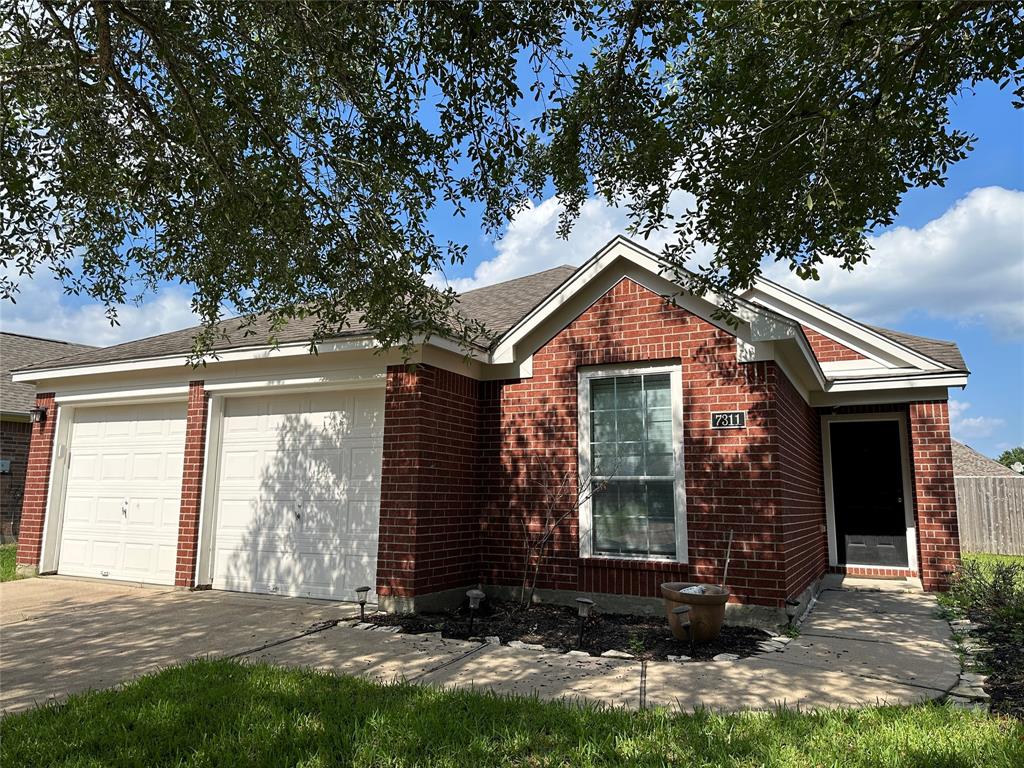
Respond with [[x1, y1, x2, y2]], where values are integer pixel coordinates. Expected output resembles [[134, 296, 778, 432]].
[[577, 362, 687, 563]]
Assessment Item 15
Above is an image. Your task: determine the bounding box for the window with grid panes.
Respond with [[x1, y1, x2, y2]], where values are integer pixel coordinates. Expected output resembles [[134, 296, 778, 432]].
[[588, 372, 676, 558]]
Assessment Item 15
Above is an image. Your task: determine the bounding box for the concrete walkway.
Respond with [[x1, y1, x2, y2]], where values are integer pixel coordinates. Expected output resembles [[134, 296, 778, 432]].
[[0, 576, 960, 714]]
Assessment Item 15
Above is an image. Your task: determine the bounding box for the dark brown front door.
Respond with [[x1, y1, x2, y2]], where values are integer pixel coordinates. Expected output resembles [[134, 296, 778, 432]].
[[829, 419, 909, 567]]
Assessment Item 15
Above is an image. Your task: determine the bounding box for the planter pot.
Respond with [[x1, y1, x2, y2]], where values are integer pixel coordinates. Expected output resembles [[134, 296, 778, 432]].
[[661, 582, 731, 643]]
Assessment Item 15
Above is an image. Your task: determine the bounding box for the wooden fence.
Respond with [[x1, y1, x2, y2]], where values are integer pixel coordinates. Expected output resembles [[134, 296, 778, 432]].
[[955, 476, 1024, 555]]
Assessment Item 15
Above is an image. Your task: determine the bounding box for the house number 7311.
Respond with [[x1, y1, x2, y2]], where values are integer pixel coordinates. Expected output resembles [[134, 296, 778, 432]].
[[711, 411, 746, 429]]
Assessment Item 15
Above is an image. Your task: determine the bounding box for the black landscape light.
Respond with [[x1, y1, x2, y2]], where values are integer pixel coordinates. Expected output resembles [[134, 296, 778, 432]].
[[575, 597, 595, 648], [355, 585, 371, 622], [672, 605, 693, 654], [466, 589, 485, 635], [785, 598, 800, 626]]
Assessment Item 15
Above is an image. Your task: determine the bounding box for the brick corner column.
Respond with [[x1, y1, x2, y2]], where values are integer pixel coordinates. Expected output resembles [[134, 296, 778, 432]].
[[15, 393, 58, 575], [375, 365, 422, 606], [174, 381, 208, 587], [908, 400, 960, 591]]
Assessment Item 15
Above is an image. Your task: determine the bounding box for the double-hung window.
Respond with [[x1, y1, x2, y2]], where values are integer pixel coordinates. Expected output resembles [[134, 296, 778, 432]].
[[579, 365, 685, 561]]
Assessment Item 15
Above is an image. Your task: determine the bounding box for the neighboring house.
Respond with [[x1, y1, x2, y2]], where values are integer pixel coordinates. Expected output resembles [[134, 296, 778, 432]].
[[1, 333, 95, 543], [12, 238, 968, 614], [951, 440, 1024, 556]]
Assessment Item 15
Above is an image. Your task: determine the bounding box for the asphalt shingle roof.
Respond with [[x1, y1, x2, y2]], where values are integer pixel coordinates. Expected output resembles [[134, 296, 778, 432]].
[[13, 266, 580, 373], [11, 261, 964, 377], [866, 325, 968, 373], [1, 333, 96, 413], [951, 440, 1023, 478]]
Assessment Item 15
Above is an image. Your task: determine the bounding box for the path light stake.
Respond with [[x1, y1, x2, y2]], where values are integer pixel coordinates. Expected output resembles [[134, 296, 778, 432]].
[[355, 586, 371, 622], [466, 589, 485, 635], [785, 598, 800, 627], [575, 597, 594, 649], [672, 605, 693, 654]]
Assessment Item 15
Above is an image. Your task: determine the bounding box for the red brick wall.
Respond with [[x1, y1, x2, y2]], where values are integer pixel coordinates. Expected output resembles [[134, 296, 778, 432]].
[[174, 381, 208, 587], [908, 400, 960, 590], [1, 420, 32, 541], [15, 394, 57, 569], [775, 374, 828, 596], [476, 277, 813, 607], [802, 326, 866, 362], [377, 365, 484, 599]]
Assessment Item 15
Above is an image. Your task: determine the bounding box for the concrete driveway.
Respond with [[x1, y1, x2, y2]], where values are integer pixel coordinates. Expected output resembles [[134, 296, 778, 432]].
[[1, 575, 962, 715], [0, 577, 358, 713]]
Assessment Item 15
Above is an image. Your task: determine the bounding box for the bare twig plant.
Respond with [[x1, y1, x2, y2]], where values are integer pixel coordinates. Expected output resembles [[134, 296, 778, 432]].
[[518, 464, 613, 610]]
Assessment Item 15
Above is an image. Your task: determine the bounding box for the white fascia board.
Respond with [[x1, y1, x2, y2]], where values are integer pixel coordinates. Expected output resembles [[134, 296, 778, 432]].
[[825, 372, 968, 393], [56, 385, 191, 405], [204, 371, 386, 395], [12, 332, 489, 386], [746, 280, 948, 372], [11, 335, 383, 383]]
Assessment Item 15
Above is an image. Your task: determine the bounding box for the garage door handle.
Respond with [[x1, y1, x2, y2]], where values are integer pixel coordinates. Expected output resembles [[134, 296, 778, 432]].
[[122, 499, 128, 517]]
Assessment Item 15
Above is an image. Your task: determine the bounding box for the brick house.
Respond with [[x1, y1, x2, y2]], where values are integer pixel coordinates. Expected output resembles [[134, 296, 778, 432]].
[[1, 333, 95, 543], [12, 238, 968, 616]]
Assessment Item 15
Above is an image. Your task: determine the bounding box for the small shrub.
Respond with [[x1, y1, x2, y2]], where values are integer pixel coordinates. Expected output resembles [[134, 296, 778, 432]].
[[947, 558, 1024, 645], [946, 556, 1024, 718]]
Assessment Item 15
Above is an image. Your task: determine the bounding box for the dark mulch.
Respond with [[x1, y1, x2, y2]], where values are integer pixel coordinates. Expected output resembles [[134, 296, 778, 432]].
[[369, 599, 773, 661], [986, 651, 1024, 721]]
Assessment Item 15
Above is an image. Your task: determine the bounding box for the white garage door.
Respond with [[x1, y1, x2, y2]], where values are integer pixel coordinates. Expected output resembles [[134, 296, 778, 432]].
[[58, 402, 186, 584], [212, 389, 384, 600]]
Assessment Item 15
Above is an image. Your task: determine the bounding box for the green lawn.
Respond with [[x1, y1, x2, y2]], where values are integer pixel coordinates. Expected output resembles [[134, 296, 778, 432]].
[[1, 660, 1021, 768], [962, 551, 1024, 574], [0, 543, 18, 582]]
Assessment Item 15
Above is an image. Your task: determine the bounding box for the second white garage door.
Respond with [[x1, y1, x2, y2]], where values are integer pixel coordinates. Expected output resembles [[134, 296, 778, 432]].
[[211, 389, 384, 600]]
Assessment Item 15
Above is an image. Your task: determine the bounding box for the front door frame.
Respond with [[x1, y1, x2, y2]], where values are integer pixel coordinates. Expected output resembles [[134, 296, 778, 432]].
[[821, 412, 918, 572]]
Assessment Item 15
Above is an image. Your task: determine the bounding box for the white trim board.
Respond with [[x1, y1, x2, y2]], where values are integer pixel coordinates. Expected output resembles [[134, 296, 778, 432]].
[[820, 413, 918, 573], [744, 279, 952, 372]]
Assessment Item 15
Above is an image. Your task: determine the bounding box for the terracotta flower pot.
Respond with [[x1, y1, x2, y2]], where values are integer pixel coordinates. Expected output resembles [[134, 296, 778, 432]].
[[661, 582, 730, 643]]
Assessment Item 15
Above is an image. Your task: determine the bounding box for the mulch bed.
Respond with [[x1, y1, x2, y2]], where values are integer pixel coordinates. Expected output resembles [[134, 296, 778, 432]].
[[975, 626, 1024, 720], [368, 599, 773, 661]]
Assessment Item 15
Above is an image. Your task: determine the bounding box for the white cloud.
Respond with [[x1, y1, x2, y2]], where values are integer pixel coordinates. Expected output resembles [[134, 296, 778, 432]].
[[438, 190, 703, 293], [0, 269, 196, 346], [441, 187, 1023, 338], [949, 400, 1006, 440], [764, 186, 1024, 336]]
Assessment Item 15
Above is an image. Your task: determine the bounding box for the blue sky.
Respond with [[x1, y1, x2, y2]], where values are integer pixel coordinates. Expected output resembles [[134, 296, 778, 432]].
[[2, 84, 1021, 458]]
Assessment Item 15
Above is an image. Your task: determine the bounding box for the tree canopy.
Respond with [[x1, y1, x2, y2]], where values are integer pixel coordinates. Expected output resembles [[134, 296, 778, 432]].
[[997, 447, 1024, 471], [3, 1, 1021, 355]]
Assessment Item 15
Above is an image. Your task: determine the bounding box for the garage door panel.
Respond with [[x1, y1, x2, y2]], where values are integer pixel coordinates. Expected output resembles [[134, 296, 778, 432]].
[[215, 548, 377, 599], [58, 402, 186, 585], [68, 452, 98, 481], [213, 389, 383, 600], [125, 497, 179, 529], [89, 540, 120, 571]]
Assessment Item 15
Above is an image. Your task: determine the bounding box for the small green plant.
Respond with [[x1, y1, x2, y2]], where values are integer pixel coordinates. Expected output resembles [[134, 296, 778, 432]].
[[627, 630, 646, 657], [1, 544, 20, 582]]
